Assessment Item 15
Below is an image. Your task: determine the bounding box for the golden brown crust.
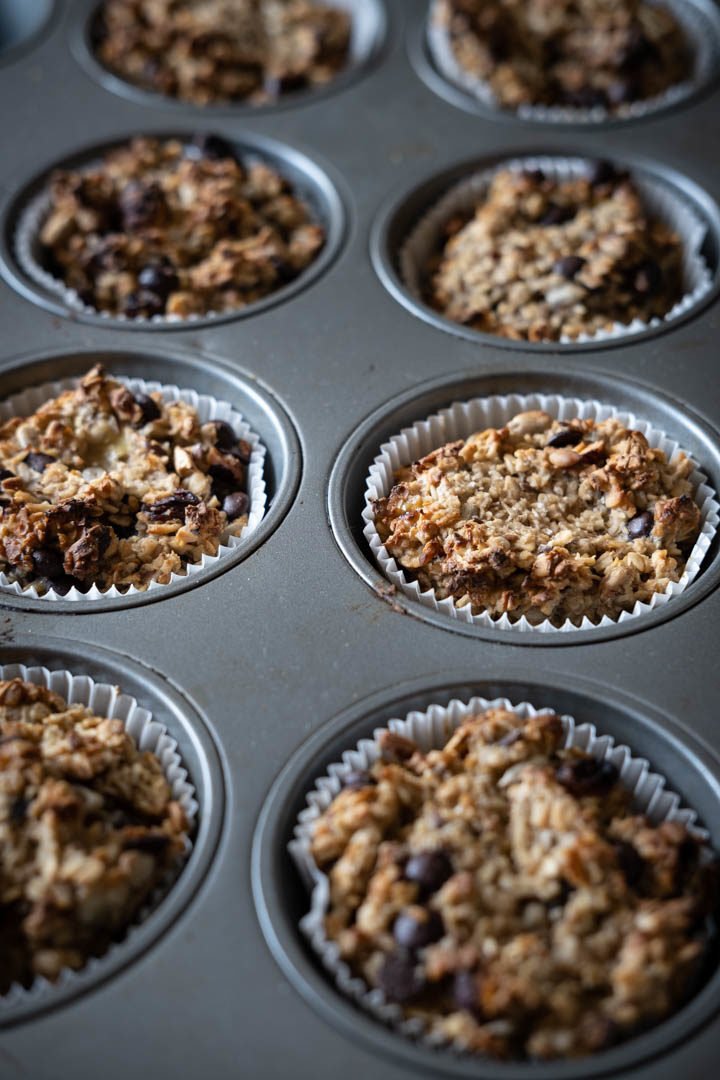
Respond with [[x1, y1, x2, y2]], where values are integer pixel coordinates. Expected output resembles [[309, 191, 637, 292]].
[[0, 364, 251, 595], [0, 678, 189, 991], [428, 166, 684, 341], [373, 410, 701, 626], [310, 707, 716, 1060]]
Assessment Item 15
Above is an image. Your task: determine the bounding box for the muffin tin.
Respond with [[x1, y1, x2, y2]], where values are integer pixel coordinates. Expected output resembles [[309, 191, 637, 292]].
[[0, 2, 719, 1078]]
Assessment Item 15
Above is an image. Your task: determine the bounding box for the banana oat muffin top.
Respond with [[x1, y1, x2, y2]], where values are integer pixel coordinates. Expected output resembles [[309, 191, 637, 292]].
[[373, 408, 702, 626], [0, 677, 189, 991], [37, 135, 324, 319], [0, 365, 253, 596], [310, 706, 716, 1059], [94, 0, 351, 105], [427, 163, 685, 341], [434, 0, 691, 112]]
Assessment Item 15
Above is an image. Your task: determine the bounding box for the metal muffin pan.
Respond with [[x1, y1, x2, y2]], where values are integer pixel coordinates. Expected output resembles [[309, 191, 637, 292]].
[[0, 2, 719, 1078], [0, 0, 55, 64], [71, 0, 389, 116], [0, 127, 347, 329]]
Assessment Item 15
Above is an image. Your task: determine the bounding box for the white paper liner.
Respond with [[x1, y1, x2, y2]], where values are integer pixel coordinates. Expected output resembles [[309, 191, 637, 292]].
[[362, 392, 720, 633], [427, 0, 720, 125], [400, 154, 714, 345], [0, 661, 197, 1007], [0, 373, 267, 602], [290, 694, 713, 1052]]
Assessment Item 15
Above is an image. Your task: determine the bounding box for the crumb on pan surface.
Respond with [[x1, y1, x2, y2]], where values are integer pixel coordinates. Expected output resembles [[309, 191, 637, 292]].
[[426, 163, 685, 342], [0, 364, 252, 596], [309, 707, 718, 1060], [0, 677, 189, 992], [36, 135, 325, 320], [94, 0, 352, 106], [373, 409, 701, 626], [434, 0, 691, 113]]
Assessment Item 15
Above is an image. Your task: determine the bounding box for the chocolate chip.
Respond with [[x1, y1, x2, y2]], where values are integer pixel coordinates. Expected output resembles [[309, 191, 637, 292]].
[[393, 909, 444, 950], [122, 290, 166, 319], [211, 420, 238, 450], [523, 168, 546, 184], [547, 427, 582, 448], [556, 756, 618, 797], [553, 255, 585, 280], [31, 547, 65, 580], [263, 72, 308, 97], [133, 392, 161, 425], [10, 795, 29, 824], [124, 833, 171, 854], [25, 452, 55, 473], [540, 204, 573, 227], [142, 490, 200, 521], [119, 180, 166, 231], [620, 26, 655, 69], [627, 510, 653, 538], [404, 850, 453, 894], [587, 159, 620, 186], [0, 469, 13, 482], [230, 440, 252, 465], [191, 133, 236, 161], [453, 970, 480, 1013], [341, 769, 374, 790], [614, 841, 645, 888], [376, 951, 424, 1003], [137, 259, 179, 299], [209, 462, 241, 488], [633, 259, 662, 296], [222, 491, 249, 520], [566, 86, 607, 109]]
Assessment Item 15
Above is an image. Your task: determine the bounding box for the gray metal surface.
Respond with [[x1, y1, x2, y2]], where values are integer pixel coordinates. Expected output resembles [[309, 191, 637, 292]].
[[0, 2, 718, 1078]]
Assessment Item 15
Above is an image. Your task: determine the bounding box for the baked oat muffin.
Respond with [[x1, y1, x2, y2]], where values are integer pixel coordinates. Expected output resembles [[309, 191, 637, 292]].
[[0, 365, 253, 595], [0, 677, 189, 991], [428, 163, 684, 341], [37, 135, 325, 319], [310, 706, 717, 1059], [94, 0, 351, 105], [433, 0, 691, 112], [373, 408, 702, 626]]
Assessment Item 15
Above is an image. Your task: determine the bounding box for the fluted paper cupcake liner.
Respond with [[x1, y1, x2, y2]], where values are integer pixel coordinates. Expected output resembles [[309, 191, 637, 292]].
[[290, 694, 712, 1052], [0, 374, 267, 601], [0, 661, 196, 1008], [362, 392, 719, 633], [427, 0, 720, 125], [400, 155, 713, 344]]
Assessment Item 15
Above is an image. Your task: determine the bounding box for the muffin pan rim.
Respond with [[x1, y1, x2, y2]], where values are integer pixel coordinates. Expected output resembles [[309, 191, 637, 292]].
[[69, 0, 391, 118], [327, 364, 720, 645], [0, 127, 348, 330], [0, 345, 302, 612], [0, 0, 58, 69], [0, 634, 226, 1028], [407, 0, 720, 129], [369, 147, 720, 353], [252, 670, 720, 1079]]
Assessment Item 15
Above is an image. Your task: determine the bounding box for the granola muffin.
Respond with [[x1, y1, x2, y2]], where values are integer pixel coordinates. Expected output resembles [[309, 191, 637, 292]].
[[0, 365, 254, 596], [0, 677, 189, 991], [94, 0, 352, 105], [309, 706, 717, 1060], [433, 0, 691, 112], [36, 135, 325, 319], [427, 163, 685, 341], [373, 408, 702, 626]]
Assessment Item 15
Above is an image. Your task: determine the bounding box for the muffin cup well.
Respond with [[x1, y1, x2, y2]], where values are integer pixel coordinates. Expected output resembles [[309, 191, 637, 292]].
[[362, 392, 719, 633], [426, 0, 720, 125], [0, 374, 267, 602], [400, 155, 713, 345], [0, 660, 197, 1007], [289, 693, 713, 1055]]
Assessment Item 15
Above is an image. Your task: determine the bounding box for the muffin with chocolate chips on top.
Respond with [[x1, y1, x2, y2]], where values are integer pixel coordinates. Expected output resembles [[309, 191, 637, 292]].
[[427, 162, 685, 341], [0, 365, 255, 596], [35, 135, 325, 320], [308, 706, 717, 1059], [432, 0, 692, 114], [373, 407, 702, 626]]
